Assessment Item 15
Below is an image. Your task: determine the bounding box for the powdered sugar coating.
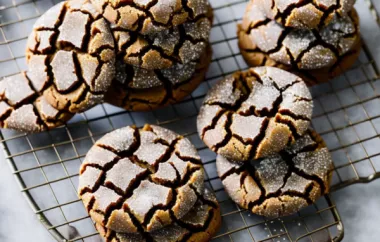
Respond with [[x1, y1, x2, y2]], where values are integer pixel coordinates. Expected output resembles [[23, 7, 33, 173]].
[[26, 0, 116, 114], [238, 6, 361, 86], [113, 16, 211, 70], [96, 188, 221, 242], [197, 67, 313, 161], [242, 1, 359, 70], [0, 72, 73, 132], [78, 125, 204, 233], [217, 130, 333, 217], [115, 57, 198, 89], [91, 0, 209, 35], [105, 44, 212, 111], [256, 0, 356, 29]]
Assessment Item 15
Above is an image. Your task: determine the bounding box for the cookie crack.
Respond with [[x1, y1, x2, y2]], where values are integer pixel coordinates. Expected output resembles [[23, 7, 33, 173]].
[[275, 1, 311, 24], [213, 112, 233, 152], [317, 0, 341, 29], [181, 0, 195, 19], [275, 115, 301, 138], [112, 1, 184, 31], [246, 19, 271, 34], [154, 70, 174, 105], [279, 148, 326, 194], [122, 205, 155, 242], [278, 109, 311, 122], [200, 109, 228, 138]]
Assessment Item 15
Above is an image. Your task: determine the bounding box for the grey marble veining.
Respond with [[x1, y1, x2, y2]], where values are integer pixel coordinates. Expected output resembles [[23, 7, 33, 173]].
[[0, 156, 53, 242]]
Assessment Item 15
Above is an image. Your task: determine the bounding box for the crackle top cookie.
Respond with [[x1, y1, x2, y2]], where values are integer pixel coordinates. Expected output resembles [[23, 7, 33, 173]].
[[237, 23, 362, 86], [241, 2, 359, 70], [91, 0, 209, 35], [26, 0, 116, 114], [78, 125, 205, 233], [105, 44, 212, 112], [96, 189, 221, 242], [197, 67, 313, 162], [256, 0, 356, 29], [113, 14, 211, 70], [0, 73, 73, 133], [216, 130, 333, 217]]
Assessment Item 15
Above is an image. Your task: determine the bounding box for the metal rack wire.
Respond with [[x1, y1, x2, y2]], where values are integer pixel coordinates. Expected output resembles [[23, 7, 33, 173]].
[[1, 0, 380, 241]]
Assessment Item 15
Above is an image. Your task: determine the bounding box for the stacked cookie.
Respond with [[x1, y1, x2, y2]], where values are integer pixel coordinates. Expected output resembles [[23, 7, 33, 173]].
[[238, 0, 361, 85], [0, 0, 212, 133], [91, 0, 213, 111], [197, 66, 334, 217], [78, 125, 221, 242]]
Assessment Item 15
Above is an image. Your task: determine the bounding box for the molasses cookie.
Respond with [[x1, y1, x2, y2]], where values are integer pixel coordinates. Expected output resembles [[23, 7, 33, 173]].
[[238, 25, 362, 85], [26, 0, 116, 114], [96, 189, 221, 242], [105, 45, 212, 111], [91, 0, 209, 35], [113, 14, 211, 70], [197, 67, 313, 162], [0, 72, 73, 133], [78, 125, 205, 233], [256, 0, 356, 29], [241, 2, 359, 70], [217, 130, 333, 218]]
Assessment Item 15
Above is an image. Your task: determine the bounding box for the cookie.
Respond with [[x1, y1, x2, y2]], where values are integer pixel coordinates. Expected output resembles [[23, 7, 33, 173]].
[[241, 2, 360, 70], [238, 6, 361, 85], [216, 130, 333, 217], [113, 13, 212, 70], [0, 72, 73, 133], [197, 67, 313, 162], [238, 23, 362, 86], [105, 45, 212, 111], [96, 189, 221, 242], [26, 0, 116, 114], [78, 125, 205, 233], [91, 0, 209, 35], [256, 0, 356, 29]]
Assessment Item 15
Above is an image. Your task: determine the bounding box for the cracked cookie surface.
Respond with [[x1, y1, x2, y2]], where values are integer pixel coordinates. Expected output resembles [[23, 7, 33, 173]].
[[241, 2, 359, 70], [256, 0, 355, 29], [105, 45, 212, 111], [26, 0, 116, 114], [78, 125, 205, 233], [217, 130, 333, 217], [113, 11, 212, 70], [96, 189, 221, 242], [197, 67, 313, 162], [0, 72, 73, 133], [238, 4, 361, 85], [91, 0, 209, 35]]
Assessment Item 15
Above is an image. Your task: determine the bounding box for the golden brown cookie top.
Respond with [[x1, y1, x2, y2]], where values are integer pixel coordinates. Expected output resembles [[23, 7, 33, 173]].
[[96, 189, 221, 242], [242, 2, 359, 70], [78, 125, 205, 234], [197, 67, 313, 162], [26, 0, 116, 114], [256, 0, 356, 29], [113, 14, 211, 70], [217, 130, 333, 217], [91, 0, 209, 35], [0, 72, 73, 133]]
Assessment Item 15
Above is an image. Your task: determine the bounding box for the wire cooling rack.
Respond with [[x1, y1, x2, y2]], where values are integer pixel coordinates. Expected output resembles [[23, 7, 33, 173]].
[[1, 0, 380, 241]]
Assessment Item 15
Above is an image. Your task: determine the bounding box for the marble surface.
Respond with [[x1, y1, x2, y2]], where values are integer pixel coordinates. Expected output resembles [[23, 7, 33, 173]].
[[0, 150, 380, 241], [0, 155, 53, 241]]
